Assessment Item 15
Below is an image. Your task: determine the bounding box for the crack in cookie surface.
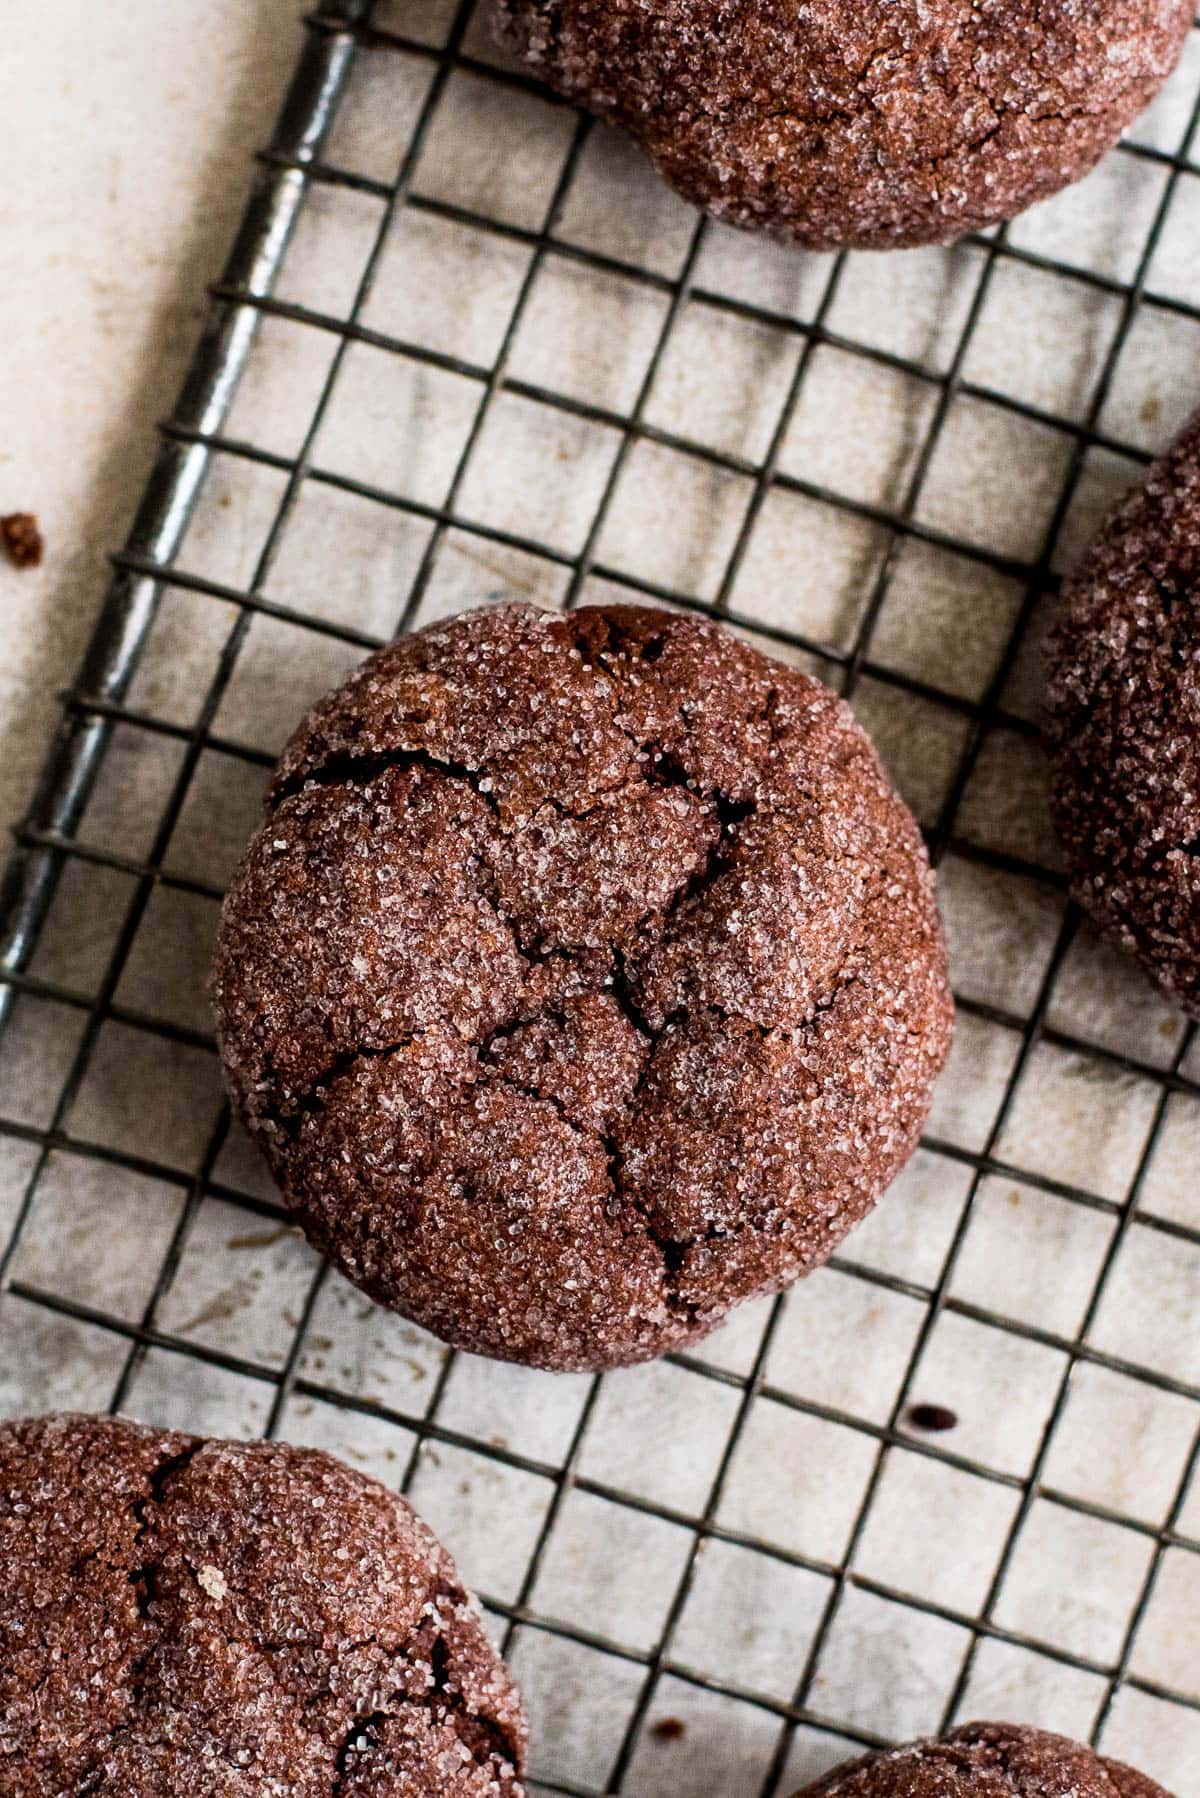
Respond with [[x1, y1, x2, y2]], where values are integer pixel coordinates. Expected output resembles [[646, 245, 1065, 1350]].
[[213, 603, 953, 1370]]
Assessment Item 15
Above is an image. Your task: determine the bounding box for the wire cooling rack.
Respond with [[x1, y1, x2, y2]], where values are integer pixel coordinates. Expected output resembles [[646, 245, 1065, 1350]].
[[4, 2, 1200, 1791]]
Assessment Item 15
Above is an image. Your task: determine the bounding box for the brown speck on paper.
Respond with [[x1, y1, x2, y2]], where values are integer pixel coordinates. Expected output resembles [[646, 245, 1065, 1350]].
[[908, 1403, 959, 1433], [651, 1718, 686, 1743], [226, 1225, 291, 1252], [1, 512, 43, 569]]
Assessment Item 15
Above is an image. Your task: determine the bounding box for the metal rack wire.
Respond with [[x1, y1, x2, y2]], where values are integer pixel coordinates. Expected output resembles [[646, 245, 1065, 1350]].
[[3, 2, 1200, 1791]]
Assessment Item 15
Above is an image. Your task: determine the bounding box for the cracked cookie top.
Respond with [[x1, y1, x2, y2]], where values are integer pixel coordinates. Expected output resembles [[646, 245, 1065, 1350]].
[[494, 0, 1193, 250], [0, 1412, 527, 1797], [212, 603, 953, 1371], [1047, 410, 1200, 1018], [796, 1721, 1170, 1796]]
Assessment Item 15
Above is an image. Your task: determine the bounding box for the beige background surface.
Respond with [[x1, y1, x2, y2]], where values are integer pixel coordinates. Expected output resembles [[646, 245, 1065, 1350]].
[[0, 0, 307, 836]]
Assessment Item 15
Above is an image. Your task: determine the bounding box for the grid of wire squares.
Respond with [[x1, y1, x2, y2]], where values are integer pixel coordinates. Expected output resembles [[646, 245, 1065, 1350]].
[[3, 1, 1200, 1791]]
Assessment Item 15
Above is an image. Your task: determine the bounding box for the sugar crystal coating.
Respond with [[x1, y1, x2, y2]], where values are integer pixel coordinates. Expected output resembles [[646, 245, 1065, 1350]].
[[796, 1720, 1170, 1796], [494, 0, 1193, 250], [0, 1412, 527, 1796], [212, 603, 954, 1371], [1047, 410, 1200, 1017]]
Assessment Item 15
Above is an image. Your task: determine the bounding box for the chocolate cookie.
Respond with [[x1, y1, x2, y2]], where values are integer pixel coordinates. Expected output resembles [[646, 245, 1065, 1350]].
[[213, 603, 953, 1371], [493, 0, 1193, 250], [796, 1721, 1170, 1796], [1047, 411, 1200, 1016], [0, 1412, 526, 1797]]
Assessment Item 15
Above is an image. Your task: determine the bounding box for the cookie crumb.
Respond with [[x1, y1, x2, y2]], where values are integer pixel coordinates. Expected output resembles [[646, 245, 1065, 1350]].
[[651, 1718, 686, 1742], [908, 1403, 958, 1433], [197, 1564, 228, 1602], [1, 512, 43, 570]]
